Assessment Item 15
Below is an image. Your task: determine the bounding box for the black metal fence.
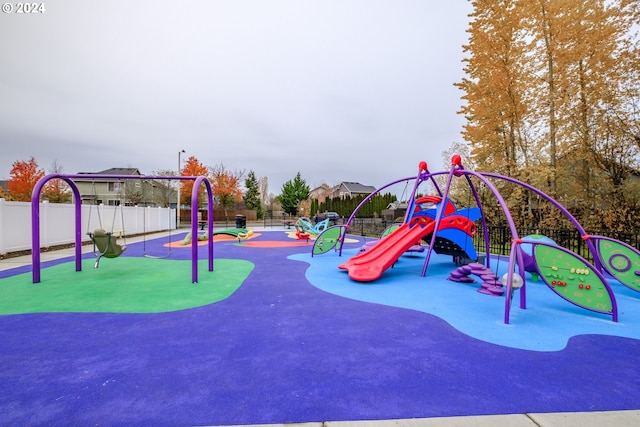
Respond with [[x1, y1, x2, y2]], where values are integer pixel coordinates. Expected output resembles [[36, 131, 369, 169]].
[[345, 218, 640, 258], [473, 225, 640, 260], [261, 214, 301, 229], [346, 218, 391, 237], [261, 214, 640, 257]]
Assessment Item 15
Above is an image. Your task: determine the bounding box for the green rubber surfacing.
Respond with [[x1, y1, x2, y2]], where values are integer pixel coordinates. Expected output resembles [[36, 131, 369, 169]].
[[0, 258, 253, 315]]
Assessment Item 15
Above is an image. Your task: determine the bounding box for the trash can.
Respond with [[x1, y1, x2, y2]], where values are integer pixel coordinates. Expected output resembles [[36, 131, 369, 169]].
[[235, 214, 246, 228]]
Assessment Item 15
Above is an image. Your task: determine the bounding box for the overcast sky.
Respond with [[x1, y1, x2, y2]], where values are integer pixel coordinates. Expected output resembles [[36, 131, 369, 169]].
[[1, 0, 472, 195]]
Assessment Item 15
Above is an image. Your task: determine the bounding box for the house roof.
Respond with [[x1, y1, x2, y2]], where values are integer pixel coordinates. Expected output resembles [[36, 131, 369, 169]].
[[310, 184, 331, 193], [338, 182, 376, 193], [77, 168, 142, 176], [386, 201, 408, 209], [72, 168, 144, 183]]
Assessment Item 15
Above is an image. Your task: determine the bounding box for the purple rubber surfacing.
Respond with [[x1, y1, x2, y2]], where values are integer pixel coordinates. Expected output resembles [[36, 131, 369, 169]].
[[0, 231, 639, 426]]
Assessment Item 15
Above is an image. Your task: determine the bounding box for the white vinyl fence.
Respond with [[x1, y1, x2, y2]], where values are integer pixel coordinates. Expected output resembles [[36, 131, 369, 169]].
[[0, 199, 176, 255]]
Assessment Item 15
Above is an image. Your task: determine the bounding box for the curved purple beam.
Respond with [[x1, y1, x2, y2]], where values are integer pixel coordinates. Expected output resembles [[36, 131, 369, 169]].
[[338, 165, 442, 256], [418, 168, 522, 274], [338, 176, 416, 256], [31, 174, 214, 284], [481, 172, 600, 270]]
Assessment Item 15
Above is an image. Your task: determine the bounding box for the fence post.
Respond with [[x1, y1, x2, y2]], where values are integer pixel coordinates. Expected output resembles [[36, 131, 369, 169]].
[[134, 205, 140, 234], [42, 200, 49, 248], [0, 198, 4, 255], [97, 203, 104, 231]]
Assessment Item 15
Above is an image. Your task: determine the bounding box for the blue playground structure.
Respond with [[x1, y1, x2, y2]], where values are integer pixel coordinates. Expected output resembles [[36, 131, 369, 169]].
[[313, 156, 640, 324], [296, 217, 330, 235]]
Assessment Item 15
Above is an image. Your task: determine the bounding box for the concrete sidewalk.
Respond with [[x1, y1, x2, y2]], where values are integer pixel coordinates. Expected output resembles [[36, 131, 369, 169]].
[[238, 410, 640, 426]]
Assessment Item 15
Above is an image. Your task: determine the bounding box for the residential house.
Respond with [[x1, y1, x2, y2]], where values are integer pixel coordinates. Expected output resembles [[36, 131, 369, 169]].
[[309, 184, 332, 203], [382, 201, 409, 223], [74, 168, 177, 207], [330, 182, 377, 199]]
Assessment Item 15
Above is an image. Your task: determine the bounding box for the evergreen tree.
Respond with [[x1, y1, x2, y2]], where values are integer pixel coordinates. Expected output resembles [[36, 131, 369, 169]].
[[243, 170, 264, 219], [278, 172, 310, 216]]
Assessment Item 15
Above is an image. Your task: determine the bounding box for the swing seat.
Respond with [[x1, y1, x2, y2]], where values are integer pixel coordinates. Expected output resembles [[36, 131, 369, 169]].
[[89, 229, 126, 268]]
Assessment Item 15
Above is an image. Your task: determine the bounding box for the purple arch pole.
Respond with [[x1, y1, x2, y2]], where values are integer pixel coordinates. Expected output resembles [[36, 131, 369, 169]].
[[31, 174, 83, 283], [190, 176, 214, 283], [31, 174, 214, 284], [338, 163, 442, 256], [421, 161, 459, 278], [462, 171, 530, 324]]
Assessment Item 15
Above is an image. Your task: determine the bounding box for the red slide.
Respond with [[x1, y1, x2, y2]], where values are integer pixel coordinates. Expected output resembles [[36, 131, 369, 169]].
[[338, 218, 436, 282]]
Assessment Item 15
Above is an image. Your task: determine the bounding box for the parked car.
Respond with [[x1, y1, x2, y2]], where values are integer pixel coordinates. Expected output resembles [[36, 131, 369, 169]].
[[326, 212, 340, 224], [314, 211, 340, 225]]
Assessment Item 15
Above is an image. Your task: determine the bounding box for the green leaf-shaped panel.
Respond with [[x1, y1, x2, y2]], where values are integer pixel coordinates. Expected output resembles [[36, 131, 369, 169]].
[[533, 244, 614, 315], [312, 226, 345, 256], [596, 238, 640, 292], [381, 224, 401, 238]]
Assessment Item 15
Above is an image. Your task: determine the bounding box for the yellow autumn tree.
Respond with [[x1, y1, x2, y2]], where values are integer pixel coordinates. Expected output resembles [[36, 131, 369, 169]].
[[456, 0, 532, 178], [525, 0, 640, 226], [458, 0, 640, 230]]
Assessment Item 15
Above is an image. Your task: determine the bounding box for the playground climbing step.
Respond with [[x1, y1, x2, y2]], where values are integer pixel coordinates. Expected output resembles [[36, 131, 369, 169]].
[[448, 262, 504, 296]]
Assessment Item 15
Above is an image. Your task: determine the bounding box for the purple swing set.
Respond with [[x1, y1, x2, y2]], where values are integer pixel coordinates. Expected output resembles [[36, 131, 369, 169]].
[[30, 174, 215, 284]]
